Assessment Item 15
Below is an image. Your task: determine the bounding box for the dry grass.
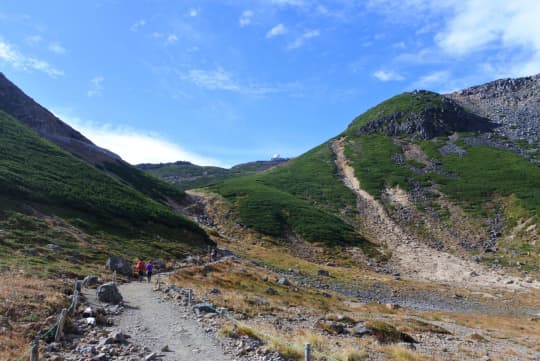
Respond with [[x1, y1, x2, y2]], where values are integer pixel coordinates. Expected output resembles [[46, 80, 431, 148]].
[[395, 318, 451, 335], [339, 347, 369, 361], [0, 274, 70, 360], [418, 310, 540, 350], [380, 345, 428, 361], [169, 258, 346, 316]]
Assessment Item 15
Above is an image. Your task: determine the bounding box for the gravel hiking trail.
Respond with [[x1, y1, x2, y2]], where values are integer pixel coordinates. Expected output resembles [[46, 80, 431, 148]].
[[330, 137, 539, 291], [114, 280, 234, 361]]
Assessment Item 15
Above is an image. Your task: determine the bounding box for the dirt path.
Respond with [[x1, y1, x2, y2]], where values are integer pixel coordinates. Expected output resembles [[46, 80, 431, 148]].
[[330, 137, 537, 290], [114, 281, 234, 361]]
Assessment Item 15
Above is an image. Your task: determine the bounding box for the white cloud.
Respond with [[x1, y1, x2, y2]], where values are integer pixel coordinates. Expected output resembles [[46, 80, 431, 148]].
[[129, 19, 146, 32], [165, 34, 178, 45], [48, 42, 66, 55], [271, 0, 304, 6], [180, 68, 300, 96], [57, 113, 224, 166], [239, 10, 254, 27], [185, 68, 240, 92], [288, 29, 320, 49], [0, 38, 63, 78], [87, 75, 104, 97], [412, 70, 450, 89], [188, 8, 199, 17], [371, 0, 540, 77], [26, 35, 42, 46], [266, 24, 287, 38], [373, 70, 405, 81], [434, 0, 540, 76]]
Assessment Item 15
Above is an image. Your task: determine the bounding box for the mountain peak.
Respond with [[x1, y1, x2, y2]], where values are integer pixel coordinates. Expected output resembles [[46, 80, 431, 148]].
[[346, 90, 496, 139], [0, 72, 122, 165]]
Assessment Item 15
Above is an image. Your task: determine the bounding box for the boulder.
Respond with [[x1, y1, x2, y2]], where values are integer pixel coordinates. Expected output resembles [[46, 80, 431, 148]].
[[192, 303, 216, 314], [47, 243, 61, 251], [83, 307, 94, 317], [352, 322, 372, 337], [83, 275, 100, 287], [277, 277, 291, 286], [153, 258, 166, 271], [314, 320, 347, 335], [105, 256, 132, 277], [96, 282, 123, 304], [317, 269, 330, 277]]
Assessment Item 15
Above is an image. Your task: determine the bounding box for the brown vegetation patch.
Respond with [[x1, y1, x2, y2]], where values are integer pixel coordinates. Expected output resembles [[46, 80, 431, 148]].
[[0, 274, 70, 360]]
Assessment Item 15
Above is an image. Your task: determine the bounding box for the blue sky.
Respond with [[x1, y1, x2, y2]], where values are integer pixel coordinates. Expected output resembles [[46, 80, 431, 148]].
[[1, 0, 539, 167]]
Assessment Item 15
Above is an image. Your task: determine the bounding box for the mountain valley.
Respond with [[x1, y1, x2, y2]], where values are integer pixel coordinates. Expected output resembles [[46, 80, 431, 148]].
[[1, 73, 539, 361]]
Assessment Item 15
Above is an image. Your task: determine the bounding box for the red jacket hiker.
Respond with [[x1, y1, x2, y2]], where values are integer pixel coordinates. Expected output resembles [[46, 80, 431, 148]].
[[136, 260, 146, 278]]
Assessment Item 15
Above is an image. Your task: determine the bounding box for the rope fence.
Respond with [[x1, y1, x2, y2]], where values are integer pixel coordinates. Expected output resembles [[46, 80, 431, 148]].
[[17, 271, 351, 361], [16, 278, 82, 361]]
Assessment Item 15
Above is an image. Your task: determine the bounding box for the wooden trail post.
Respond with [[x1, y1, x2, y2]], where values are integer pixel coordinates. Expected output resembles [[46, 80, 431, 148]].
[[54, 309, 68, 342], [69, 290, 79, 315], [187, 289, 192, 306], [112, 270, 117, 284], [304, 343, 311, 361], [29, 338, 39, 361]]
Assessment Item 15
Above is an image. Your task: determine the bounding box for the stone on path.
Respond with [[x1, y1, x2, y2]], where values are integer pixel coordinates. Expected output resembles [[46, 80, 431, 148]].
[[97, 282, 123, 304], [105, 256, 133, 277]]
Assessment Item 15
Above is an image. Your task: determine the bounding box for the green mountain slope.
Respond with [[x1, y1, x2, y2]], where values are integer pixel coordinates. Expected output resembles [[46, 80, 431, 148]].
[[185, 78, 539, 271], [211, 144, 366, 247], [0, 111, 211, 274], [0, 72, 187, 206], [138, 159, 290, 190]]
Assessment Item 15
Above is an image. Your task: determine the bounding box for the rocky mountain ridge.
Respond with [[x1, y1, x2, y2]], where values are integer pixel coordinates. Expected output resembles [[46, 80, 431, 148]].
[[0, 72, 122, 165], [448, 74, 540, 144], [351, 90, 496, 139]]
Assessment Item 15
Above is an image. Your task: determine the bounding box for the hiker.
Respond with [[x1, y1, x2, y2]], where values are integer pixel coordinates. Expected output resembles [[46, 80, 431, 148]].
[[210, 247, 217, 262], [146, 260, 154, 282], [136, 259, 146, 281]]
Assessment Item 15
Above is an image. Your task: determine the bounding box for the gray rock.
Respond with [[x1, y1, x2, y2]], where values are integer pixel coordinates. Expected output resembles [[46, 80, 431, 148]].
[[398, 342, 416, 350], [83, 275, 100, 287], [153, 258, 166, 271], [45, 342, 60, 352], [265, 287, 277, 295], [86, 317, 96, 326], [110, 331, 127, 343], [91, 353, 108, 361], [47, 243, 61, 251], [96, 282, 123, 304], [144, 352, 158, 361], [254, 297, 269, 305], [277, 277, 290, 286], [192, 303, 216, 314], [83, 307, 94, 317], [0, 316, 9, 329], [98, 336, 114, 346], [317, 269, 330, 277], [105, 256, 133, 277], [352, 323, 372, 337]]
